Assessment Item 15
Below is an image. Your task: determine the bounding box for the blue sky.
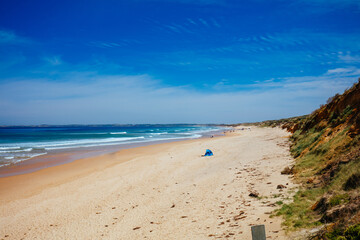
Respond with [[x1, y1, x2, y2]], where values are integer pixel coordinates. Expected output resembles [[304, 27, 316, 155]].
[[0, 0, 359, 124]]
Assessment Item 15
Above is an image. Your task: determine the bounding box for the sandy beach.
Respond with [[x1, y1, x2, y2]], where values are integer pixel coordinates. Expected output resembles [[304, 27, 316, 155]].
[[0, 126, 296, 240]]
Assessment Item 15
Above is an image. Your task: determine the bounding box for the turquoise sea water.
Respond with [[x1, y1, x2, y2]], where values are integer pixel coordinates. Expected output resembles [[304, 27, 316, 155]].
[[0, 124, 224, 167]]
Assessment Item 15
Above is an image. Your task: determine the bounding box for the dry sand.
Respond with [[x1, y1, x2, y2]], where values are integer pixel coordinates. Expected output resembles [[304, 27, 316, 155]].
[[0, 126, 296, 240]]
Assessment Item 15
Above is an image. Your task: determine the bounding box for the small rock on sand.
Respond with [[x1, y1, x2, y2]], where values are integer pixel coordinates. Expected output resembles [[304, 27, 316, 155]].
[[281, 166, 293, 175], [249, 191, 259, 198]]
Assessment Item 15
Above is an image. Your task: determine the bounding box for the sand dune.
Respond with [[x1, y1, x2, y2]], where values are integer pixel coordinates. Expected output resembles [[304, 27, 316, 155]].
[[0, 126, 296, 239]]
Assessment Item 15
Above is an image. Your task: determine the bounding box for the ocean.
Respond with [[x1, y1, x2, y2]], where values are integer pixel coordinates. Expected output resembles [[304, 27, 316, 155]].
[[0, 124, 224, 168]]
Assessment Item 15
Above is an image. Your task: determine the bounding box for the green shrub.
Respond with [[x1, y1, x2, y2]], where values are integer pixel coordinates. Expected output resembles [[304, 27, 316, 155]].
[[329, 194, 349, 207], [344, 223, 360, 239]]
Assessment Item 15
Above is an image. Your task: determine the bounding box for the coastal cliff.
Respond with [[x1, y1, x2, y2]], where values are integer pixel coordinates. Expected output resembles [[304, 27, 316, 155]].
[[262, 79, 360, 239]]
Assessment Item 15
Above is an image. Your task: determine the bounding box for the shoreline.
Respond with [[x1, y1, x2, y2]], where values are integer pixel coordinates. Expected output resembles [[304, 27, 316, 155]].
[[0, 129, 226, 178], [0, 126, 295, 239]]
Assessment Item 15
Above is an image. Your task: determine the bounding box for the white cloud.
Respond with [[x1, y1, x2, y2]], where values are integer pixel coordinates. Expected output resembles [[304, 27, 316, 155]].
[[338, 53, 360, 63], [326, 67, 360, 76], [0, 67, 358, 125]]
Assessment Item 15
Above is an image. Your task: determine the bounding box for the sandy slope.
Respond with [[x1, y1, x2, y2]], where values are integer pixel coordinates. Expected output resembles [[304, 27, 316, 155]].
[[0, 126, 296, 240]]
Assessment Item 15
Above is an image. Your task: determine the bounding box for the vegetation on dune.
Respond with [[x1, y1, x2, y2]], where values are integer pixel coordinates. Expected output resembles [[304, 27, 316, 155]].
[[320, 223, 360, 240], [259, 79, 360, 238]]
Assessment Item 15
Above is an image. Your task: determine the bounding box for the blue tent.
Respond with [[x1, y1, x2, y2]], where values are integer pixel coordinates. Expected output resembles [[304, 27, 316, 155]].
[[204, 149, 213, 156]]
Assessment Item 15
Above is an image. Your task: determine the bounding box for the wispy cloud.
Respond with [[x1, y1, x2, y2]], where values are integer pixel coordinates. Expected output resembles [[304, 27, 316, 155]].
[[198, 18, 209, 27], [241, 66, 359, 93], [43, 56, 63, 66], [325, 67, 360, 76], [338, 53, 360, 64], [149, 28, 360, 75], [211, 18, 221, 28], [0, 30, 29, 45], [140, 0, 227, 5], [187, 18, 197, 26], [288, 0, 360, 13], [299, 0, 360, 7], [0, 66, 358, 124], [87, 39, 142, 49], [152, 17, 222, 36]]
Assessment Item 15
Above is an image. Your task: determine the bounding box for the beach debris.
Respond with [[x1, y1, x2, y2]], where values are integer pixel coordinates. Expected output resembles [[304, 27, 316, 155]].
[[277, 184, 287, 189], [171, 204, 175, 208], [249, 191, 259, 198], [233, 211, 246, 221], [133, 227, 141, 230], [180, 216, 188, 218]]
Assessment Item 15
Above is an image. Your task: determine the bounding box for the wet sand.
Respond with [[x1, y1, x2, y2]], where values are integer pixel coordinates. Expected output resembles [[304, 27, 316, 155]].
[[0, 131, 224, 178], [0, 126, 296, 239]]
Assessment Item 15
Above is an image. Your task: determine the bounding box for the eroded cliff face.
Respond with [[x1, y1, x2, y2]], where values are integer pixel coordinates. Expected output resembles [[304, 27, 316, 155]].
[[298, 80, 359, 132], [265, 79, 360, 238]]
